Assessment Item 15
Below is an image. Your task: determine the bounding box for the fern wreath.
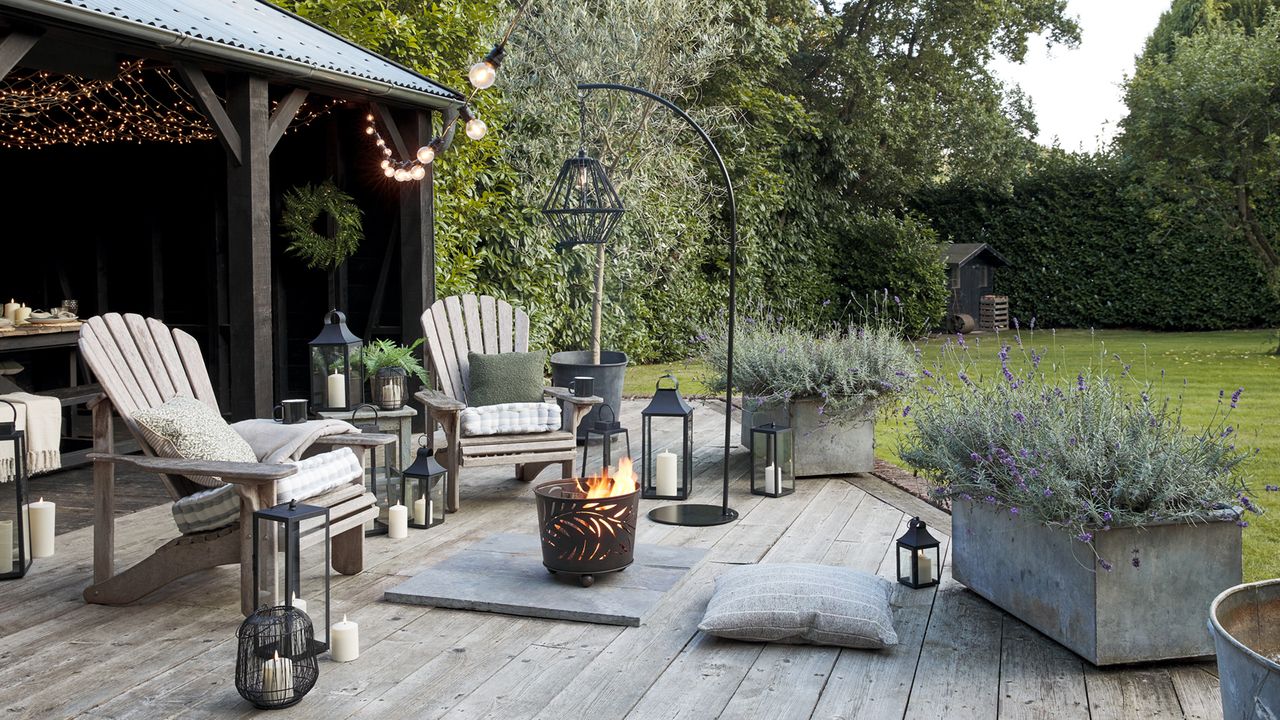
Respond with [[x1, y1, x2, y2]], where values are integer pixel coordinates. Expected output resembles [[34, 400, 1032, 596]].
[[282, 180, 364, 270]]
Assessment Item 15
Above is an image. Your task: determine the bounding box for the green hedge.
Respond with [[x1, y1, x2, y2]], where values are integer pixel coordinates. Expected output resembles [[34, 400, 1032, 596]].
[[915, 151, 1280, 330]]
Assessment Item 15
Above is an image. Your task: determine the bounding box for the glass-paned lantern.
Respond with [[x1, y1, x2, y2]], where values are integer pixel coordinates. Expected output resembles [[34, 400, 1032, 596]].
[[580, 403, 631, 477], [750, 423, 794, 498], [253, 500, 331, 651], [0, 400, 31, 580], [349, 404, 396, 537], [641, 374, 694, 500], [541, 149, 625, 250], [235, 606, 319, 709], [402, 438, 446, 530], [896, 517, 941, 588], [371, 368, 407, 410], [309, 310, 363, 413]]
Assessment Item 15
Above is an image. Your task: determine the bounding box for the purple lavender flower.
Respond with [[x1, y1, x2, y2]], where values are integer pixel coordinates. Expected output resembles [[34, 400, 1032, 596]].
[[984, 495, 997, 504], [1043, 488, 1053, 498], [1098, 559, 1113, 572], [822, 299, 831, 307], [1077, 374, 1086, 391], [969, 452, 982, 463], [1013, 318, 1020, 331], [1012, 411, 1027, 424], [956, 334, 967, 348], [1029, 317, 1036, 330], [902, 406, 911, 417], [999, 345, 1010, 363], [893, 295, 901, 306], [922, 368, 934, 379], [1231, 387, 1243, 408], [1131, 557, 1141, 568], [1010, 507, 1020, 516], [1265, 485, 1279, 492], [959, 371, 971, 385], [1076, 531, 1093, 543], [1102, 511, 1113, 522], [1238, 520, 1250, 528]]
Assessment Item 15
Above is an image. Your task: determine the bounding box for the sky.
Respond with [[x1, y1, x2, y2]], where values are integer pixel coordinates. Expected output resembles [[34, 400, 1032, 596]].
[[989, 0, 1170, 151]]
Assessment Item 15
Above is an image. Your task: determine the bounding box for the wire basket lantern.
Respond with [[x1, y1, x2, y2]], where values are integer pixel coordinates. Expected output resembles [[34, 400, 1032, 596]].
[[235, 606, 320, 709]]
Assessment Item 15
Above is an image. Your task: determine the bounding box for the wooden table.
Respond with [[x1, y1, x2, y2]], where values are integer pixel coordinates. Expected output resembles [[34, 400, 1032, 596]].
[[0, 320, 84, 351]]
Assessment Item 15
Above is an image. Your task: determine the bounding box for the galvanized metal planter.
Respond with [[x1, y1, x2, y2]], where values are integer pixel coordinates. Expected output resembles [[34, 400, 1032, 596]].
[[952, 499, 1242, 666], [1210, 579, 1280, 720], [740, 398, 874, 477]]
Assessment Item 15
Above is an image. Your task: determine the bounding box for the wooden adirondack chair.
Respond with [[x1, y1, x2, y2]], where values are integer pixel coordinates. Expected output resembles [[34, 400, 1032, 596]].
[[416, 295, 601, 512], [79, 313, 381, 615]]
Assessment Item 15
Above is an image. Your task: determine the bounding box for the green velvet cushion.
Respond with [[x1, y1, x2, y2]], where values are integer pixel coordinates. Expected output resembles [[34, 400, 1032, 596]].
[[466, 351, 547, 406]]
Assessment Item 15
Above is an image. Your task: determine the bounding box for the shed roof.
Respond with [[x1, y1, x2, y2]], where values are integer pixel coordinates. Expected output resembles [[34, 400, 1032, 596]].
[[3, 0, 464, 110], [941, 242, 1009, 268]]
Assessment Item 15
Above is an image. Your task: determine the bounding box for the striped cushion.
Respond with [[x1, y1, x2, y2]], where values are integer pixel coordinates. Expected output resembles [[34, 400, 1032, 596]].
[[132, 396, 257, 488], [460, 402, 561, 436], [171, 448, 363, 534], [697, 563, 898, 649]]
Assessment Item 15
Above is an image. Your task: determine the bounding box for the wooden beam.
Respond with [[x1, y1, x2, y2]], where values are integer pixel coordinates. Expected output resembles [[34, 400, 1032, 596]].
[[0, 30, 40, 80], [398, 109, 434, 348], [266, 88, 308, 153], [175, 62, 242, 165], [373, 102, 411, 159], [225, 74, 273, 419]]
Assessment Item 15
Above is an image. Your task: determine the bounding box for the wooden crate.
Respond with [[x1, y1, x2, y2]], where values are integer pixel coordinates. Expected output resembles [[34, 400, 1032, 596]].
[[979, 294, 1008, 331]]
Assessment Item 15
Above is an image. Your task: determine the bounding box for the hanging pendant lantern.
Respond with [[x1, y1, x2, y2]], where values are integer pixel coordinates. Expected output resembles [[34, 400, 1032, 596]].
[[542, 150, 624, 250]]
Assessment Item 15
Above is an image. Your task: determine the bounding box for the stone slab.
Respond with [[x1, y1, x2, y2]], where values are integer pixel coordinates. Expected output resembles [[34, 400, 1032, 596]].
[[384, 533, 707, 626]]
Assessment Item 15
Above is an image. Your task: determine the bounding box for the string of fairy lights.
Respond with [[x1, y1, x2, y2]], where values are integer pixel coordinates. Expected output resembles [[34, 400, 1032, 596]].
[[0, 59, 340, 150], [367, 1, 531, 182]]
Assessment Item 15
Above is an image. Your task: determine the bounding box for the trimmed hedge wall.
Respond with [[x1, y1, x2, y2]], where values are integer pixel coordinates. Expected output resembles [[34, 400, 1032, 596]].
[[915, 152, 1280, 330]]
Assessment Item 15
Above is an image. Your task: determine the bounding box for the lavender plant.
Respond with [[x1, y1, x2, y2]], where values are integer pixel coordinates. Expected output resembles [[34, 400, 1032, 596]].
[[900, 328, 1260, 569], [699, 296, 919, 420]]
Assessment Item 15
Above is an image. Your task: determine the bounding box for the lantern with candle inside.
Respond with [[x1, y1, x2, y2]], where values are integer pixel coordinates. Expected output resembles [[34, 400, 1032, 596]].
[[896, 517, 941, 588], [235, 606, 319, 709], [309, 310, 363, 412], [640, 374, 694, 500], [0, 400, 31, 580], [253, 500, 331, 652], [402, 437, 446, 530], [749, 423, 794, 498], [580, 403, 631, 477], [348, 404, 397, 537]]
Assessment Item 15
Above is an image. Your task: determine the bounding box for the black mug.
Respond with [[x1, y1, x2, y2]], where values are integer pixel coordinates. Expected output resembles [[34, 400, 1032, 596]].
[[274, 399, 308, 424], [568, 376, 594, 398]]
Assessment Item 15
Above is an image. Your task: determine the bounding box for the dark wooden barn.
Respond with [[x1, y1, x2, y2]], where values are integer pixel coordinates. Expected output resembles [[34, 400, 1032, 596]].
[[942, 242, 1009, 332], [0, 0, 464, 419]]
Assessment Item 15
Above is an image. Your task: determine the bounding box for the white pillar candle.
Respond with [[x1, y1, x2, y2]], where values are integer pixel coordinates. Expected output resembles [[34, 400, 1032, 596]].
[[2, 299, 18, 323], [326, 371, 347, 408], [290, 594, 307, 615], [0, 520, 11, 573], [655, 451, 678, 496], [12, 306, 30, 326], [28, 498, 54, 558], [916, 550, 933, 584], [388, 502, 408, 539], [413, 495, 427, 526], [764, 464, 779, 495], [331, 615, 359, 662], [261, 650, 294, 704]]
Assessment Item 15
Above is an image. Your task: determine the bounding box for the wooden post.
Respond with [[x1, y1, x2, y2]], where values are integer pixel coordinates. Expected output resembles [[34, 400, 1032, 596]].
[[225, 75, 273, 419], [91, 398, 114, 585], [398, 109, 434, 346]]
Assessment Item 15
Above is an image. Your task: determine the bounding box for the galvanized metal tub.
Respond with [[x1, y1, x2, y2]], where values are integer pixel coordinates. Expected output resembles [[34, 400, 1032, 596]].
[[740, 398, 874, 476], [952, 499, 1242, 665], [1210, 579, 1280, 720], [550, 350, 628, 442]]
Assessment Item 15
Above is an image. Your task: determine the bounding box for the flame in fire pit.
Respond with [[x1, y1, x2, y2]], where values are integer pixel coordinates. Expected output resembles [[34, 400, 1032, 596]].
[[581, 456, 637, 499]]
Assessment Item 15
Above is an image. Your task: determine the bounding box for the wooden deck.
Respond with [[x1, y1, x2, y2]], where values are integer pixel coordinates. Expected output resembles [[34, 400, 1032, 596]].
[[0, 400, 1222, 719]]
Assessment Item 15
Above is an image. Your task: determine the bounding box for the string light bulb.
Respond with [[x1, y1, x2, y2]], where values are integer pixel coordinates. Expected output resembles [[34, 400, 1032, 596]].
[[460, 106, 487, 140], [468, 44, 505, 90], [411, 164, 427, 180], [416, 144, 435, 165], [394, 168, 409, 182], [384, 166, 395, 177]]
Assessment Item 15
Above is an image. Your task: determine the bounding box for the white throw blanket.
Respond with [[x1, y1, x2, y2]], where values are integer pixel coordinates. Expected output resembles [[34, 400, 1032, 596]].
[[231, 418, 359, 464], [0, 392, 61, 482]]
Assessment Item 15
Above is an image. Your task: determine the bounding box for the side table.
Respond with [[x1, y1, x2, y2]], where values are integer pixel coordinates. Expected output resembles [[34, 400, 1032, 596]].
[[319, 405, 418, 471]]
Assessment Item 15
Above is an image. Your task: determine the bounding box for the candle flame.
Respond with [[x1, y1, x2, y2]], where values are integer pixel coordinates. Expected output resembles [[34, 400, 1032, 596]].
[[272, 650, 280, 661]]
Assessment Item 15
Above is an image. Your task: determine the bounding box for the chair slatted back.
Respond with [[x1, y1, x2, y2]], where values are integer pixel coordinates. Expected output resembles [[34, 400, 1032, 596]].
[[79, 313, 221, 500], [420, 295, 530, 404]]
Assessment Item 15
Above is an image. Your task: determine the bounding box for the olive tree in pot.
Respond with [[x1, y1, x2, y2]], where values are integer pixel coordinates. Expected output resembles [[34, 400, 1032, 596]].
[[901, 334, 1262, 665]]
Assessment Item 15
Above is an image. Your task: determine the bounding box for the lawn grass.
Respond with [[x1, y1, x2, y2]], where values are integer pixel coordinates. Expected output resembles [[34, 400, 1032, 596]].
[[628, 328, 1280, 581]]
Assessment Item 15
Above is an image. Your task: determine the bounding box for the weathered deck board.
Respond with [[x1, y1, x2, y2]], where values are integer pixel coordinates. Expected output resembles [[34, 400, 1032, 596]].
[[0, 399, 1226, 720]]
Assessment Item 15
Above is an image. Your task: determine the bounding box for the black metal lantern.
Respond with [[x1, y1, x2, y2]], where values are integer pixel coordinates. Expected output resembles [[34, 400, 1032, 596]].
[[580, 403, 631, 477], [896, 517, 941, 588], [253, 500, 331, 650], [641, 374, 694, 500], [0, 400, 30, 580], [235, 606, 320, 709], [750, 423, 794, 498], [349, 404, 396, 536], [309, 310, 363, 412], [541, 147, 624, 250], [402, 437, 445, 530]]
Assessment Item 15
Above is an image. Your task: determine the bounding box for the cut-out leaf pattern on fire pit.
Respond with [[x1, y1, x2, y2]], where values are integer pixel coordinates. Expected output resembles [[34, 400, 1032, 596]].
[[534, 458, 641, 583]]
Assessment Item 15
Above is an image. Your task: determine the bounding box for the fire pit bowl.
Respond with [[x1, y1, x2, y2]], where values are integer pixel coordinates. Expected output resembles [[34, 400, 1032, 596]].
[[533, 476, 640, 587]]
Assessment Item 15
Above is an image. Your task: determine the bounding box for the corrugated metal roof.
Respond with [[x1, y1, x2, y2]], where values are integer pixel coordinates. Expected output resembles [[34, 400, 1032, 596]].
[[941, 242, 1009, 267], [6, 0, 463, 108]]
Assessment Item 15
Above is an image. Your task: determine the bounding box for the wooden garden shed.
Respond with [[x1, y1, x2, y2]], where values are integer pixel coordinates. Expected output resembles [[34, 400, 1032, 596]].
[[942, 242, 1009, 332], [0, 0, 464, 419]]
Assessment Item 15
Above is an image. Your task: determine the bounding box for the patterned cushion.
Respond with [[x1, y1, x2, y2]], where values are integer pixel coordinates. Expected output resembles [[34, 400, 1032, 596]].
[[466, 351, 546, 406], [697, 563, 898, 649], [132, 396, 257, 488], [171, 448, 363, 534], [460, 402, 561, 436]]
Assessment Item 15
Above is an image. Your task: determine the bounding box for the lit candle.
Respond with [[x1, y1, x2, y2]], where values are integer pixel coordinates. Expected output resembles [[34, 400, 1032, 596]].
[[28, 498, 54, 558], [326, 371, 347, 408], [290, 594, 307, 615], [655, 451, 678, 496], [916, 550, 933, 584], [413, 494, 427, 526], [388, 502, 408, 539], [261, 650, 294, 705], [2, 299, 18, 323], [331, 615, 359, 662], [12, 306, 30, 326], [0, 520, 11, 573]]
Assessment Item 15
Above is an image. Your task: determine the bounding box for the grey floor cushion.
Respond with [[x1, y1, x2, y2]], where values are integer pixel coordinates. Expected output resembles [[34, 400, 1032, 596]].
[[698, 563, 898, 649]]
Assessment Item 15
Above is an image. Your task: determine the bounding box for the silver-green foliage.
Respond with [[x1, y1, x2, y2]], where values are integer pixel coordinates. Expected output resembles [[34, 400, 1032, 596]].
[[900, 332, 1257, 551]]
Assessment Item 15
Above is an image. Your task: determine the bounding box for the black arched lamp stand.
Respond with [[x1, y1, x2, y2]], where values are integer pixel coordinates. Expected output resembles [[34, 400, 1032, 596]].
[[576, 81, 739, 527]]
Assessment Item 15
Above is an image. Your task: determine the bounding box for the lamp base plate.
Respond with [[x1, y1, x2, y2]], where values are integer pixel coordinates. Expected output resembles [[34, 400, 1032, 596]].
[[647, 504, 738, 527]]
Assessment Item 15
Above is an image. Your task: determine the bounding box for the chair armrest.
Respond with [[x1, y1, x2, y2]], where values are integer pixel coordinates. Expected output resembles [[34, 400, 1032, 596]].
[[415, 390, 465, 413], [86, 453, 297, 484], [544, 387, 602, 406], [314, 432, 398, 448]]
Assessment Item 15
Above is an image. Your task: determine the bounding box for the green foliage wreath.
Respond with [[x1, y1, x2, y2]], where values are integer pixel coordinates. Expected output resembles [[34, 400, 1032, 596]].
[[282, 180, 364, 270]]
